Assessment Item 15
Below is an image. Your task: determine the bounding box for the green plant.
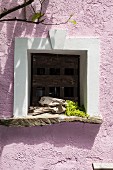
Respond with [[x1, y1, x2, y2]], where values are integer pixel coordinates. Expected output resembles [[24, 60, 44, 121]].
[[65, 100, 89, 118], [0, 0, 76, 26]]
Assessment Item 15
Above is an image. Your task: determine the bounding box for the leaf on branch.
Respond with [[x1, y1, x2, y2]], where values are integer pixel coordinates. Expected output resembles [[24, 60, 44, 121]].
[[69, 20, 77, 25], [32, 12, 44, 22]]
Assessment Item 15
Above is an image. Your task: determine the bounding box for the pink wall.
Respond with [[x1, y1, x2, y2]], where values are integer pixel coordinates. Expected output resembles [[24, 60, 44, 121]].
[[0, 0, 113, 169]]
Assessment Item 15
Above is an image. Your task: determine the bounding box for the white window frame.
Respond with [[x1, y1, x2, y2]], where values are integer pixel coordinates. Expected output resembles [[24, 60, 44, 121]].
[[14, 30, 100, 118], [93, 163, 113, 169]]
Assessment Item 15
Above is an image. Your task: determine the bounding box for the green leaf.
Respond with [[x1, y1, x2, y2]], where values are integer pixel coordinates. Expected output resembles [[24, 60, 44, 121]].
[[65, 100, 89, 117], [69, 20, 77, 25], [32, 12, 44, 22]]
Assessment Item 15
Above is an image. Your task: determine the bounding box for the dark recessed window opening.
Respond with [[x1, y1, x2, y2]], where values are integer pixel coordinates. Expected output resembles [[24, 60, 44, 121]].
[[49, 68, 60, 75], [37, 68, 45, 75], [30, 54, 80, 106], [49, 87, 60, 98], [65, 68, 74, 75], [64, 87, 74, 97]]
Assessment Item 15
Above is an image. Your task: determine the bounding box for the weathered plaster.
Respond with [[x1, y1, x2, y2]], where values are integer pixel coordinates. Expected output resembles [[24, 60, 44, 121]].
[[0, 0, 113, 170]]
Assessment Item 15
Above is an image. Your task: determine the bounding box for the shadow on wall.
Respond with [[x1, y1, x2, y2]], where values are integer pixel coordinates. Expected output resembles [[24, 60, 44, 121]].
[[0, 0, 101, 163], [0, 0, 51, 118], [0, 122, 101, 154]]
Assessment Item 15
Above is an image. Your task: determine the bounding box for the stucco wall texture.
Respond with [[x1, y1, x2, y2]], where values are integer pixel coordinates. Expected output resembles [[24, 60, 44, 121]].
[[0, 0, 113, 170]]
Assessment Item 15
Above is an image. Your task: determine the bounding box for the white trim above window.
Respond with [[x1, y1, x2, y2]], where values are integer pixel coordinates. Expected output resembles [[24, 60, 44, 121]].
[[93, 163, 113, 169], [14, 30, 100, 118]]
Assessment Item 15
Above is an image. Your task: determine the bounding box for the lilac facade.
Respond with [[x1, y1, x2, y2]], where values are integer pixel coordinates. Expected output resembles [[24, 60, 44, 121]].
[[0, 0, 113, 169]]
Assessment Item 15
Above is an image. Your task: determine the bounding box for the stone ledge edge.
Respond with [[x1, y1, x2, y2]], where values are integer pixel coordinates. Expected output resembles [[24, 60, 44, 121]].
[[92, 163, 113, 169], [0, 115, 103, 127]]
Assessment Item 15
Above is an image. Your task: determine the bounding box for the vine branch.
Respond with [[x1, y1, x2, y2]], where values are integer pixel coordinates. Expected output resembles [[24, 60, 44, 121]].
[[0, 0, 34, 19], [0, 17, 70, 25], [0, 0, 75, 26]]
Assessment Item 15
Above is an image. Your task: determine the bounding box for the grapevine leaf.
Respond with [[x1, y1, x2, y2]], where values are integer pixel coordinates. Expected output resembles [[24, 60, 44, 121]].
[[32, 12, 44, 22], [69, 20, 77, 25]]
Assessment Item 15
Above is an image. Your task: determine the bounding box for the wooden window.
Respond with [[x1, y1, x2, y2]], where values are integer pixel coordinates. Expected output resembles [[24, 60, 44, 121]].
[[49, 68, 60, 75], [64, 87, 74, 97], [30, 53, 80, 106], [49, 87, 60, 97], [64, 68, 74, 75], [37, 68, 45, 75]]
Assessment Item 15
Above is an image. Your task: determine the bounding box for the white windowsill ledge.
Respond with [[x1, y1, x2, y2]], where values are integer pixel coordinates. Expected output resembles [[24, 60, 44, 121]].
[[93, 163, 113, 170]]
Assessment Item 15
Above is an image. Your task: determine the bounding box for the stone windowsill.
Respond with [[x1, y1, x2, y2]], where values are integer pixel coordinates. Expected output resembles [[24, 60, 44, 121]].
[[0, 113, 103, 127]]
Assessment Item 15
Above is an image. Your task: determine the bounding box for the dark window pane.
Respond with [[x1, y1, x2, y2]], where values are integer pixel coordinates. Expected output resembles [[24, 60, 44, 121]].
[[49, 87, 60, 98], [31, 54, 80, 106], [37, 68, 45, 75], [64, 87, 74, 97], [36, 87, 45, 97], [49, 68, 60, 75], [65, 68, 74, 75]]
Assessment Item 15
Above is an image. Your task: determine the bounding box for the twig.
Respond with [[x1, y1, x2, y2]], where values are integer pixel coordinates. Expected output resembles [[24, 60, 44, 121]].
[[39, 0, 46, 4], [0, 18, 40, 24], [0, 16, 71, 25], [41, 20, 69, 25], [38, 0, 43, 23], [31, 4, 36, 13], [23, 0, 27, 20], [28, 5, 34, 14], [41, 15, 72, 25], [0, 0, 34, 19], [0, 0, 73, 26]]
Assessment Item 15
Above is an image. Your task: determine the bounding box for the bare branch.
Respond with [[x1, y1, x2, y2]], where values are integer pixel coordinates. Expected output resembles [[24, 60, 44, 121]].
[[41, 0, 46, 4], [39, 0, 46, 4], [38, 0, 45, 23], [31, 4, 36, 13], [41, 15, 73, 25], [0, 16, 71, 26], [0, 18, 40, 24], [38, 0, 43, 23], [0, 0, 75, 27], [0, 0, 34, 19], [41, 20, 69, 25], [23, 0, 27, 20], [28, 5, 34, 14]]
